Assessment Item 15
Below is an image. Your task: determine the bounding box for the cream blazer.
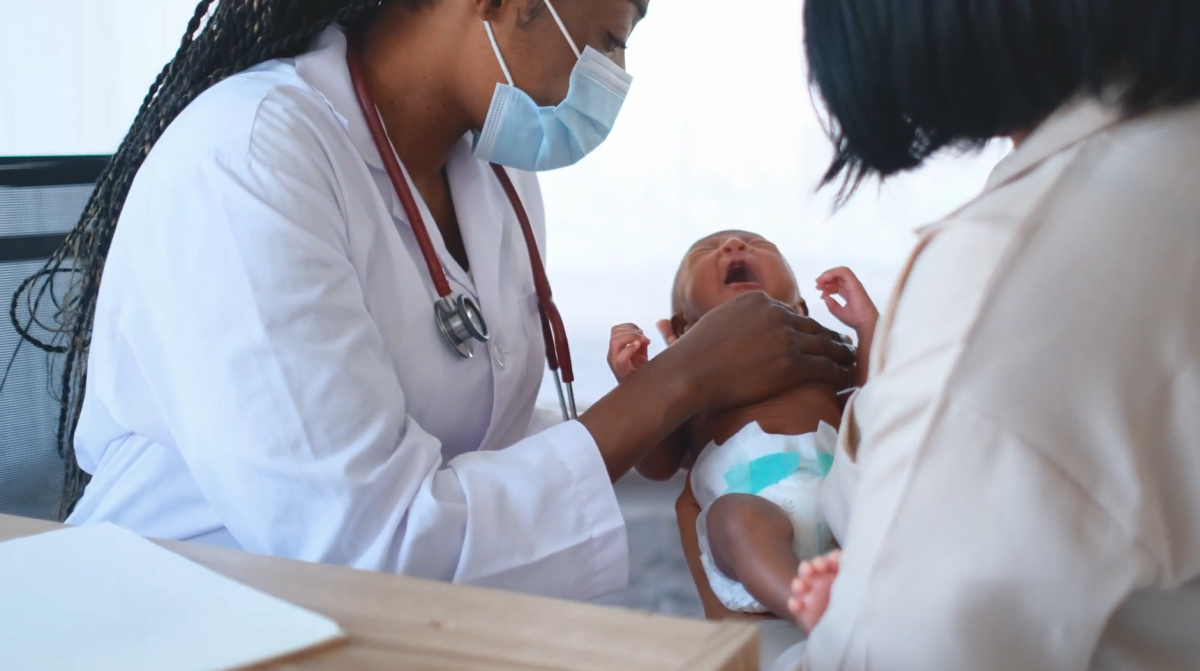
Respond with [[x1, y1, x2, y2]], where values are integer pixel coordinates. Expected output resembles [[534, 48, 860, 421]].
[[800, 97, 1200, 670]]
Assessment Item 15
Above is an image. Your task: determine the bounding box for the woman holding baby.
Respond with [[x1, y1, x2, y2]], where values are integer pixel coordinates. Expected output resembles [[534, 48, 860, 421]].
[[648, 1, 1200, 670]]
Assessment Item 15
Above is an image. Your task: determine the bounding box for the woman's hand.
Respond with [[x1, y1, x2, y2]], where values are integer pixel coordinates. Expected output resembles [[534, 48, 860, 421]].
[[676, 474, 774, 622], [608, 323, 652, 384], [663, 290, 856, 414]]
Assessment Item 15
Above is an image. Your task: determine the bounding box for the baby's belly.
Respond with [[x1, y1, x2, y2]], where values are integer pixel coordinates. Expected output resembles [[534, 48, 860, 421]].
[[699, 382, 842, 450]]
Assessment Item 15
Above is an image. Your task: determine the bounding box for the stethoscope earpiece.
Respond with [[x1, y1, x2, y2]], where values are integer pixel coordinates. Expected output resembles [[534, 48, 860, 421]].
[[435, 294, 490, 358]]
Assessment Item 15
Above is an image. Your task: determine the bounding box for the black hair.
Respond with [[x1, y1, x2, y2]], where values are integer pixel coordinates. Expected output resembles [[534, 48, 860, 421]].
[[804, 0, 1200, 202], [9, 0, 449, 520]]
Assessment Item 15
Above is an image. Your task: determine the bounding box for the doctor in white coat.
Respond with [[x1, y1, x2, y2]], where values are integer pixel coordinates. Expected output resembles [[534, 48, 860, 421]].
[[40, 0, 856, 602]]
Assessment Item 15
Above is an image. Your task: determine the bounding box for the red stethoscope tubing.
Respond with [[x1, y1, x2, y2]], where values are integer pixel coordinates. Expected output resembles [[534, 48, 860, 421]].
[[345, 34, 575, 389]]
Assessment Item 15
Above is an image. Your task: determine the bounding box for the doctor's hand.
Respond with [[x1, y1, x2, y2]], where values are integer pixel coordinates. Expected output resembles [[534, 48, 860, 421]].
[[667, 291, 856, 413], [580, 292, 854, 483], [608, 323, 652, 383]]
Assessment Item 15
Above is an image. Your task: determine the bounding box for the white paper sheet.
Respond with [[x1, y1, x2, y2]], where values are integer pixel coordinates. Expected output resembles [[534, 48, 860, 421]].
[[0, 523, 344, 671]]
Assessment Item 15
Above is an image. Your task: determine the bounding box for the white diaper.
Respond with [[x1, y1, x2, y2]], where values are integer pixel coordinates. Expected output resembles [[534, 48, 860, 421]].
[[692, 421, 838, 613]]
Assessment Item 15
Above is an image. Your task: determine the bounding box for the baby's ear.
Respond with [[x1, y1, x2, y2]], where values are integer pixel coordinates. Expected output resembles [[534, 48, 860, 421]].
[[795, 297, 810, 316], [661, 312, 688, 345]]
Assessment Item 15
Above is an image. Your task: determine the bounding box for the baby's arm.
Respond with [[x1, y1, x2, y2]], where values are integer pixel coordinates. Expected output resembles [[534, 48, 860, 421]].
[[608, 324, 689, 480], [634, 428, 688, 480], [816, 267, 879, 388]]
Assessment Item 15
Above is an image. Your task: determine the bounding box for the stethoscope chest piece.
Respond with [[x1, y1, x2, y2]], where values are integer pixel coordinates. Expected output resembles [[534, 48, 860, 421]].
[[435, 294, 490, 358]]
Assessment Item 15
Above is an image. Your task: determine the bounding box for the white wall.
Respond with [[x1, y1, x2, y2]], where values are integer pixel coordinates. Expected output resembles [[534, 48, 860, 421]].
[[0, 0, 201, 155], [0, 0, 1008, 407]]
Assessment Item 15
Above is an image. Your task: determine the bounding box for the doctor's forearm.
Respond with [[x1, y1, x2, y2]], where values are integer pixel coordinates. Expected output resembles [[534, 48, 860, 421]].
[[580, 355, 699, 482]]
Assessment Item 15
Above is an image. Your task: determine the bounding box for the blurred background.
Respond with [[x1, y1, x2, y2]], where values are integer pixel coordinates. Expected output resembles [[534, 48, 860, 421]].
[[1, 0, 1009, 615]]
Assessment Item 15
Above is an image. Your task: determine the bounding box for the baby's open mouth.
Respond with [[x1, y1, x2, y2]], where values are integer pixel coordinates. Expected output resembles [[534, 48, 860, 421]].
[[724, 261, 760, 285]]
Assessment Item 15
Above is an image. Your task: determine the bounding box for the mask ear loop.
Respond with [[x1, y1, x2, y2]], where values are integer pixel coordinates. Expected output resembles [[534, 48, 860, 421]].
[[542, 0, 582, 59], [483, 22, 515, 85]]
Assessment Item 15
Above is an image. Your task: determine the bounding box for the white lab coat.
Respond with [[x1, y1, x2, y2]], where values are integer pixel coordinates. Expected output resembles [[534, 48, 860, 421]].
[[66, 27, 628, 602]]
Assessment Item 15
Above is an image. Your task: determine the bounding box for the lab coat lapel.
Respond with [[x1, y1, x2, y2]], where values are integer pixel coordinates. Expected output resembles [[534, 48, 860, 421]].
[[295, 27, 381, 173], [297, 25, 515, 448], [296, 26, 473, 291], [447, 147, 505, 326], [446, 146, 510, 448]]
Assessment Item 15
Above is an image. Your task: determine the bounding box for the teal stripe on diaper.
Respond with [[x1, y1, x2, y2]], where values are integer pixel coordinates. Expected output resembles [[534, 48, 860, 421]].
[[723, 452, 802, 495], [816, 452, 833, 478]]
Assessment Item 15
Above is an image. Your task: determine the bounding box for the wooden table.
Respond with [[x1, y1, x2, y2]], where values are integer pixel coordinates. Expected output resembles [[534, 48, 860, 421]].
[[0, 514, 757, 670]]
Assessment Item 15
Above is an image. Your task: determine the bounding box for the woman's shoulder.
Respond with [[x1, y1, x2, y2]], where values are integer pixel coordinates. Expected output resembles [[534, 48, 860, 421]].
[[151, 61, 346, 173]]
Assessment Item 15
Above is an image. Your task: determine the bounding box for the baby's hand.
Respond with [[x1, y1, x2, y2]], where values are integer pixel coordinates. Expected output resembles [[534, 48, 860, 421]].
[[816, 267, 879, 333], [608, 323, 651, 384]]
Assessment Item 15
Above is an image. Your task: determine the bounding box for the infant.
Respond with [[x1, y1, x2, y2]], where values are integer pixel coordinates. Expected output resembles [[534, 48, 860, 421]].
[[606, 230, 877, 630]]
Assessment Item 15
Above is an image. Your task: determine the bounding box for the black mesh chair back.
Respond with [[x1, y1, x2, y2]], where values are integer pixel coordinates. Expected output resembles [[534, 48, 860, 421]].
[[0, 156, 108, 520]]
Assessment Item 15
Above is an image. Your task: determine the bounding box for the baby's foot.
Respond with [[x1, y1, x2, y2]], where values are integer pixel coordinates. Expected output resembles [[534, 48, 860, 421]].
[[787, 550, 841, 632]]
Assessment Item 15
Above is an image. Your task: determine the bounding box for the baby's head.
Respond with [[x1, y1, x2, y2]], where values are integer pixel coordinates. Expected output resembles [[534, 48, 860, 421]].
[[669, 230, 807, 339]]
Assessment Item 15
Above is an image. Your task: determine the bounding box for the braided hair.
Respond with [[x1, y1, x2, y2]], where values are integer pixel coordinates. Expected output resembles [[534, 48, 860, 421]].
[[10, 0, 434, 520]]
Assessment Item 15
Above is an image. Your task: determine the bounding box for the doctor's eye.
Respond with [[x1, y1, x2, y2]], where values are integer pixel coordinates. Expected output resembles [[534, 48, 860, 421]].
[[606, 32, 628, 53]]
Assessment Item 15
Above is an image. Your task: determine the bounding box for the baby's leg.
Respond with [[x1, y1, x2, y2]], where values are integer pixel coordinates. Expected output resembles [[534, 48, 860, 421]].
[[787, 551, 841, 632], [705, 493, 801, 620]]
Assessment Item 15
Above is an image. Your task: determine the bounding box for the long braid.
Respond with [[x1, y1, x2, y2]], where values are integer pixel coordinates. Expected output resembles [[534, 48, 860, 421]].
[[10, 0, 426, 520]]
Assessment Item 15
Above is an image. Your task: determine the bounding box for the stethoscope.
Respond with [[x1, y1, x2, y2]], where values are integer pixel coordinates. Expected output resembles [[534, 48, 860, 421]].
[[346, 35, 577, 421]]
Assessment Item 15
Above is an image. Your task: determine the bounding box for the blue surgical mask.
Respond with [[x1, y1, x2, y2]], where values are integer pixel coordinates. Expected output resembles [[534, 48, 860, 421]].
[[473, 0, 633, 172]]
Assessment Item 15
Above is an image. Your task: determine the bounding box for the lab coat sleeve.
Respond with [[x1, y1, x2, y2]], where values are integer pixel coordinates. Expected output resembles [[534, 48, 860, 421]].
[[526, 405, 567, 437], [121, 85, 626, 600], [792, 400, 1154, 670]]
